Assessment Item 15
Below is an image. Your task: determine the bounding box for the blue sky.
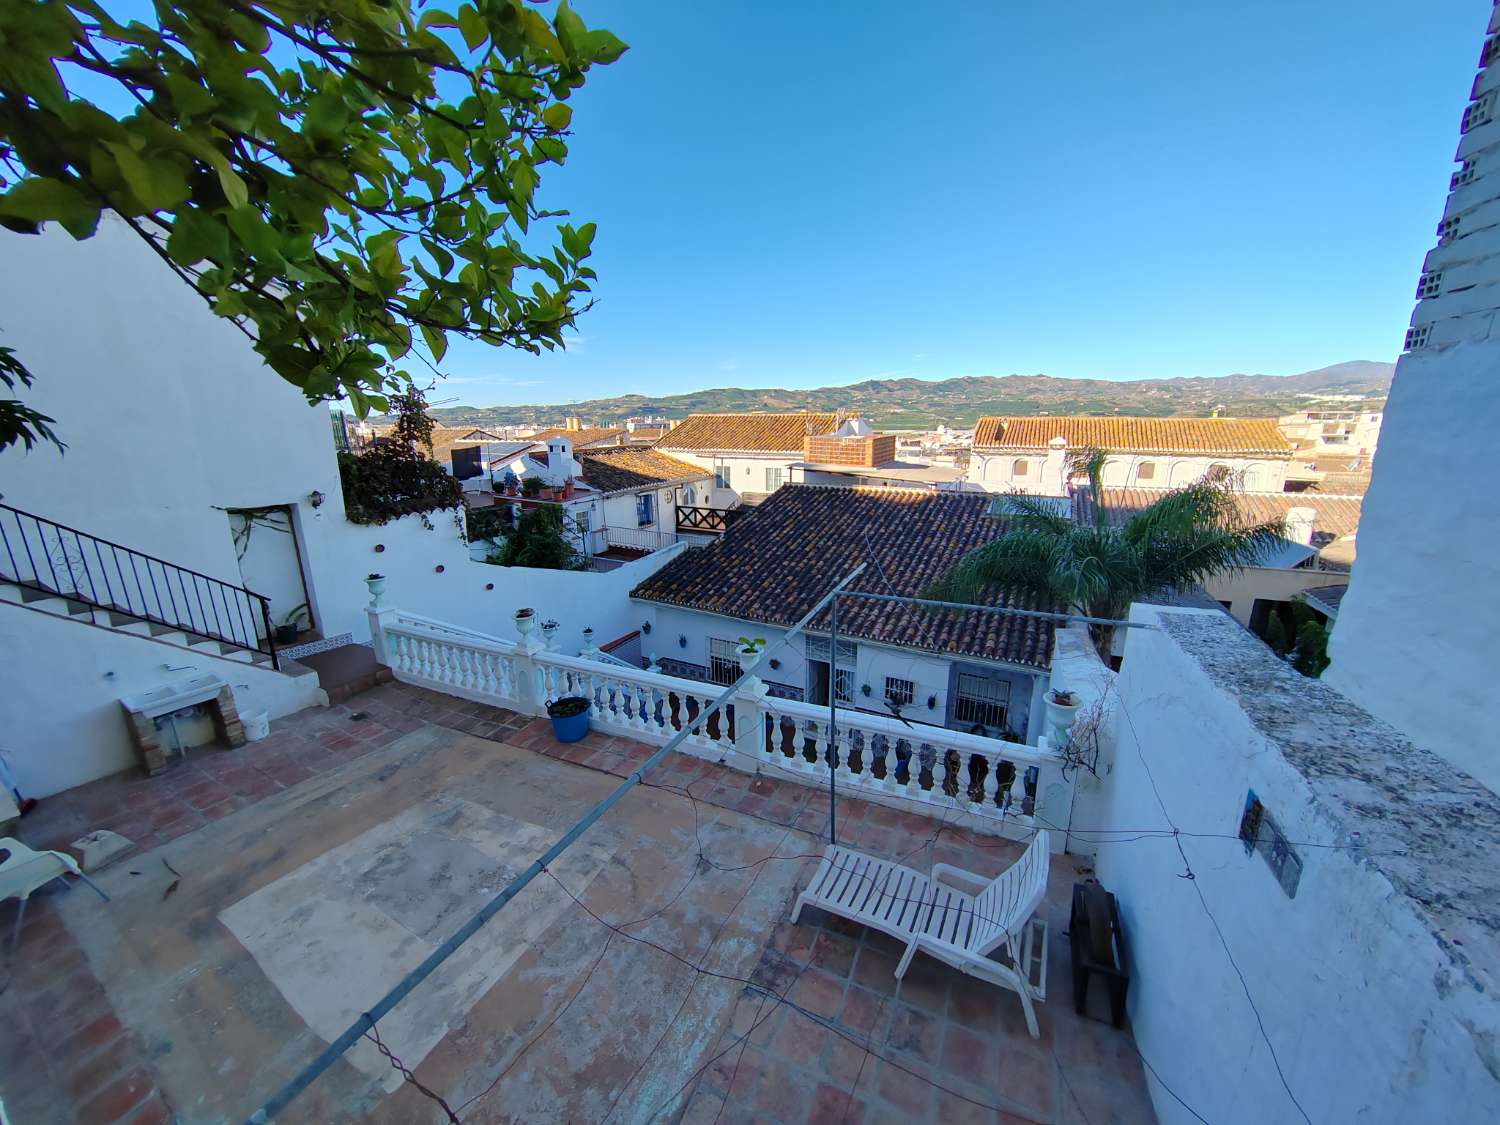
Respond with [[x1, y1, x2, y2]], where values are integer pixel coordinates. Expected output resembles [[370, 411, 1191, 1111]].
[[73, 2, 1495, 406], [443, 0, 1484, 408]]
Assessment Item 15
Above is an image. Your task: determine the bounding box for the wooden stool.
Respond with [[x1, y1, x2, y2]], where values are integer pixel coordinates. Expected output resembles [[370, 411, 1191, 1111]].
[[1070, 880, 1129, 1028]]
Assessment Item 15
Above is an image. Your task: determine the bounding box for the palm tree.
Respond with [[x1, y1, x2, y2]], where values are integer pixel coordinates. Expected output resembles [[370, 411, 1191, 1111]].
[[925, 448, 1286, 657]]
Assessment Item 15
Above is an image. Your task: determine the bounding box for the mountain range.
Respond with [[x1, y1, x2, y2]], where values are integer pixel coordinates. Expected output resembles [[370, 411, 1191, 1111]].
[[423, 361, 1394, 430]]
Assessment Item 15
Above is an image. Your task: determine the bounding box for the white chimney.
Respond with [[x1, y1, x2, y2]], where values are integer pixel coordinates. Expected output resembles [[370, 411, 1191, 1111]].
[[1042, 436, 1069, 496], [544, 436, 580, 485], [1284, 506, 1317, 546]]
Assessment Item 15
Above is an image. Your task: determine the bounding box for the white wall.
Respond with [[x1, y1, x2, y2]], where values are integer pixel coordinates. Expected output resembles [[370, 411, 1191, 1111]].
[[0, 220, 686, 790], [655, 450, 799, 507], [1098, 605, 1500, 1125], [1326, 340, 1499, 793], [967, 450, 1287, 495], [0, 602, 321, 796], [635, 601, 1044, 740]]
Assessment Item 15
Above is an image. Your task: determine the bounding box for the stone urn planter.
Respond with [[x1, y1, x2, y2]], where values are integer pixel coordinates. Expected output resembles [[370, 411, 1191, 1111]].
[[514, 607, 536, 641], [1045, 688, 1081, 741], [364, 573, 386, 608], [540, 619, 560, 650]]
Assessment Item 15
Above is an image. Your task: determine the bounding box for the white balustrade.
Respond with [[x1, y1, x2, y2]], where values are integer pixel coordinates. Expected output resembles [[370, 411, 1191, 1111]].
[[371, 606, 1073, 843]]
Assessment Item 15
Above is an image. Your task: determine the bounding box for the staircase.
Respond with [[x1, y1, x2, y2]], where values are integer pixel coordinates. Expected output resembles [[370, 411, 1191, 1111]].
[[0, 502, 281, 668]]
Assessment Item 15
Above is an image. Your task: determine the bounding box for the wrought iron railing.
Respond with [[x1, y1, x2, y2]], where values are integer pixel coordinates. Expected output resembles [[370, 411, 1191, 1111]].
[[0, 502, 278, 667], [676, 505, 742, 533]]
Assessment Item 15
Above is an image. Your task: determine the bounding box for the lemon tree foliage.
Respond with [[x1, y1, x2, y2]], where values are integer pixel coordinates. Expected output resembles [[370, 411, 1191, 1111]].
[[0, 0, 626, 450]]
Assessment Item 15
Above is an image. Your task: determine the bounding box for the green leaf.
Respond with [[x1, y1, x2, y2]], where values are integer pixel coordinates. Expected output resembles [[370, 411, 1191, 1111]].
[[457, 5, 488, 50], [0, 178, 101, 238], [420, 324, 449, 363], [103, 142, 189, 212], [165, 208, 231, 266], [581, 30, 629, 65], [216, 164, 249, 209], [541, 104, 572, 132]]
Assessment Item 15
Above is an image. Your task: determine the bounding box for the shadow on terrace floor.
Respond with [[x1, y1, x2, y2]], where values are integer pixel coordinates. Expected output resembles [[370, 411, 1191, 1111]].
[[2, 682, 1155, 1125]]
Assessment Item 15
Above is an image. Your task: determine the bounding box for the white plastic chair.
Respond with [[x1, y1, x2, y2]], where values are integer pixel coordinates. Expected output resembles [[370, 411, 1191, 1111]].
[[792, 830, 1051, 1036], [0, 837, 109, 948]]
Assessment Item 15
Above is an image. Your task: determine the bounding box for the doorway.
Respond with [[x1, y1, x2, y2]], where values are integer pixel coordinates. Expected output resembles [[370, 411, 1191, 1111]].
[[226, 506, 314, 641]]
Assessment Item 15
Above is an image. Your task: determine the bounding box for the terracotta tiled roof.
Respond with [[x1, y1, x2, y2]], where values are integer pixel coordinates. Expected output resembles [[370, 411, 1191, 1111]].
[[530, 427, 627, 448], [973, 416, 1292, 457], [577, 448, 713, 494], [1073, 487, 1363, 545], [631, 485, 1055, 668], [654, 412, 838, 453]]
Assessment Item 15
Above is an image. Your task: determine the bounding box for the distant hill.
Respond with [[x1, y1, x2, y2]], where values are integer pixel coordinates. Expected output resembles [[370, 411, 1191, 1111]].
[[419, 361, 1394, 430]]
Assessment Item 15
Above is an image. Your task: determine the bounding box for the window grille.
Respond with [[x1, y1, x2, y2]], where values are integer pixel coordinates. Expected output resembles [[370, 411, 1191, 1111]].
[[884, 676, 915, 706], [1437, 215, 1461, 242], [1416, 271, 1443, 300], [953, 673, 1009, 730], [636, 492, 655, 527], [805, 636, 857, 666], [708, 638, 740, 685], [832, 667, 854, 703], [713, 460, 730, 488], [1404, 323, 1432, 351], [765, 466, 785, 491], [1452, 160, 1477, 190]]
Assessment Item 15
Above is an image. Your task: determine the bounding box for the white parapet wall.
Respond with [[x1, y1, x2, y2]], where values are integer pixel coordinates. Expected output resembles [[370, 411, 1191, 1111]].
[[1097, 604, 1500, 1125]]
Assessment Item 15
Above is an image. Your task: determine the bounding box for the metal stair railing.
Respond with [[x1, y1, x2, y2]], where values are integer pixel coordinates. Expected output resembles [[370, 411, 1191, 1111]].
[[0, 502, 278, 668]]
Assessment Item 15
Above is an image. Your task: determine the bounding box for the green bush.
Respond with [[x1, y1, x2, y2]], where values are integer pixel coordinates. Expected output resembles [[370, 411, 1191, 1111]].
[[1293, 620, 1330, 678], [495, 505, 586, 571]]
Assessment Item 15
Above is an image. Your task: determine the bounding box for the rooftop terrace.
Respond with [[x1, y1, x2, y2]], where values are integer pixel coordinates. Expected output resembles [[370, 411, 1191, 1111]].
[[4, 682, 1154, 1124]]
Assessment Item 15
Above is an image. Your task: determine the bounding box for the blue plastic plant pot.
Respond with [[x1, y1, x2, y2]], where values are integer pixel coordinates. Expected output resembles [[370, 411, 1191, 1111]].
[[549, 707, 590, 743]]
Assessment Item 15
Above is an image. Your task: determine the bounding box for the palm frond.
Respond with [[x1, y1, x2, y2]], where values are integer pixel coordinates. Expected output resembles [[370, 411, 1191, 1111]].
[[994, 491, 1074, 535]]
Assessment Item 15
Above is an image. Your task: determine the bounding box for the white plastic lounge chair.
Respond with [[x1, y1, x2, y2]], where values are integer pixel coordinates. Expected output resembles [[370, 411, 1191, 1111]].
[[0, 837, 110, 948], [792, 830, 1051, 1037]]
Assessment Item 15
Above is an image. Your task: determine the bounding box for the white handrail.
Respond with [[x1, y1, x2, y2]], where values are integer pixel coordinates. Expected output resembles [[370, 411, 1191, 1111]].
[[764, 694, 1055, 766], [385, 616, 519, 657]]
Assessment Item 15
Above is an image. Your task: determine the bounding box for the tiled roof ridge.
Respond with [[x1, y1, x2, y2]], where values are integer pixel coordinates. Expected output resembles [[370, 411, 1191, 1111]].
[[974, 414, 1292, 455]]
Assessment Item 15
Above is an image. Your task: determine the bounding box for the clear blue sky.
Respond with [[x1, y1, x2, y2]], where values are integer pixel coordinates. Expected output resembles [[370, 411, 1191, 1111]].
[[439, 0, 1485, 408], [70, 2, 1494, 407]]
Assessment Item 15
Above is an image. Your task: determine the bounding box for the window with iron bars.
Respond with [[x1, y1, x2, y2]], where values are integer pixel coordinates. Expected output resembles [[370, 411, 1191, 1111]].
[[953, 672, 1010, 730], [708, 638, 741, 685], [884, 676, 915, 707]]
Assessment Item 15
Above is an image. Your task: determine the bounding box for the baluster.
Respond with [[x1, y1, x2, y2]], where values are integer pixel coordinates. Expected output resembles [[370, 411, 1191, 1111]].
[[982, 751, 1001, 811], [833, 727, 856, 786], [1000, 757, 1018, 812], [870, 736, 890, 790]]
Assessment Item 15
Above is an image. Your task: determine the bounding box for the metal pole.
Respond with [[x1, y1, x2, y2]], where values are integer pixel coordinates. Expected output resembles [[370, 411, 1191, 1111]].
[[827, 593, 838, 845], [244, 562, 866, 1124]]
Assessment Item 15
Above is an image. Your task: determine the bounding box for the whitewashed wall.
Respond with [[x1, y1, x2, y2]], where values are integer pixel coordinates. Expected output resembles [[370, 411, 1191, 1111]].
[[1097, 605, 1500, 1125], [0, 604, 321, 796], [1200, 565, 1348, 626], [967, 450, 1287, 495], [1327, 338, 1499, 793], [653, 450, 800, 507], [635, 601, 1045, 740]]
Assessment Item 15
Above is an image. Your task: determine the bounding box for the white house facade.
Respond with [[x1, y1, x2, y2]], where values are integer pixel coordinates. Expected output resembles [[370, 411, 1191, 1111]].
[[967, 416, 1295, 494], [652, 412, 839, 508]]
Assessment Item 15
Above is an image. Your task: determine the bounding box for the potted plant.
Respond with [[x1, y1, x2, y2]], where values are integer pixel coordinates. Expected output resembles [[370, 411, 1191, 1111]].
[[1045, 688, 1081, 736], [275, 604, 309, 644], [581, 625, 595, 650], [364, 572, 386, 607], [513, 606, 536, 639], [735, 636, 765, 674], [540, 618, 560, 649], [547, 695, 591, 743], [521, 476, 543, 498]]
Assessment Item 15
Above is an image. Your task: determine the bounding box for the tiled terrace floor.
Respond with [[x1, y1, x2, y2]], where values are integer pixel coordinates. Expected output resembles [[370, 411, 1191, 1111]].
[[3, 682, 1155, 1124]]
